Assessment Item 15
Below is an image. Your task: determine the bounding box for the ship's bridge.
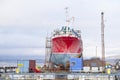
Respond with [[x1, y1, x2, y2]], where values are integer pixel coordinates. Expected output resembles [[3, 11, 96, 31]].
[[52, 26, 81, 38]]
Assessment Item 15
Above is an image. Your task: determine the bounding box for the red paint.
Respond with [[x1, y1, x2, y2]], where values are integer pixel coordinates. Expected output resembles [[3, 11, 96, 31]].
[[52, 36, 82, 53]]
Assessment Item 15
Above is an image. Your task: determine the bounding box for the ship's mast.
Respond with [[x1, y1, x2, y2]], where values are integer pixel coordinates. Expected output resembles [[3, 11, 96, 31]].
[[65, 7, 69, 26], [101, 12, 105, 71], [65, 7, 75, 31], [65, 7, 70, 32]]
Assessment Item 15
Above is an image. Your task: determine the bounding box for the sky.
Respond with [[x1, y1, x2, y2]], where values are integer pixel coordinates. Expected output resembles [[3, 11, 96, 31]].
[[0, 0, 120, 59]]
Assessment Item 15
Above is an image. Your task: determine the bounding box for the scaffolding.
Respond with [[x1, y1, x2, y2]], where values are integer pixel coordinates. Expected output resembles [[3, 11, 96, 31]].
[[45, 37, 52, 66]]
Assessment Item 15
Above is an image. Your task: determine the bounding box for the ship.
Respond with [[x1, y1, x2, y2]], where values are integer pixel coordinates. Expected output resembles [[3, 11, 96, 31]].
[[51, 26, 83, 64], [45, 25, 83, 70], [45, 8, 83, 71]]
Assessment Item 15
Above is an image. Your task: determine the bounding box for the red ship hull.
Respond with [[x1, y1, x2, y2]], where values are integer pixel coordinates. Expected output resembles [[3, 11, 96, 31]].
[[52, 36, 82, 53], [51, 36, 83, 67]]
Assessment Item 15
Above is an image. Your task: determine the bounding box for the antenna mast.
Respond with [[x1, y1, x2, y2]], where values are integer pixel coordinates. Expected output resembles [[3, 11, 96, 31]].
[[101, 12, 105, 71], [65, 7, 70, 31]]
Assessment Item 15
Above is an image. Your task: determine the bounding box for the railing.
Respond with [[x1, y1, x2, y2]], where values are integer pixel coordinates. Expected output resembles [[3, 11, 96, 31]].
[[0, 73, 120, 80]]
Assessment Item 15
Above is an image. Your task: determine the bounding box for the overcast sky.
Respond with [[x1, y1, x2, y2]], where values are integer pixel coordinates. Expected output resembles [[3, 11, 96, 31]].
[[0, 0, 120, 59]]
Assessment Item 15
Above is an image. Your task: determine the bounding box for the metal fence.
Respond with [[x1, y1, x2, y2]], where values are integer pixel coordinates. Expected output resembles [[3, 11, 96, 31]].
[[0, 73, 120, 80]]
